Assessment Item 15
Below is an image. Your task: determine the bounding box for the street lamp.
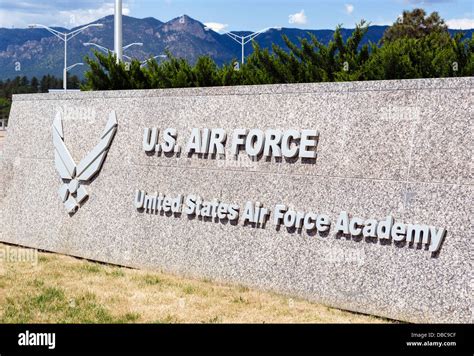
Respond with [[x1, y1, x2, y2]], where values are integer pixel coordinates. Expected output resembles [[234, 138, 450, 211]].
[[139, 55, 167, 68], [65, 63, 83, 90], [84, 42, 143, 56], [123, 43, 144, 51], [28, 23, 103, 92], [222, 27, 282, 64], [85, 43, 164, 67], [66, 62, 83, 71]]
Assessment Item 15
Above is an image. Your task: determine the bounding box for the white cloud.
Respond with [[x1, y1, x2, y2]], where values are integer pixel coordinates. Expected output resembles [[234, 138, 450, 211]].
[[289, 10, 307, 25], [345, 4, 354, 15], [0, 1, 130, 28], [446, 18, 474, 29], [204, 22, 228, 33], [59, 3, 131, 27]]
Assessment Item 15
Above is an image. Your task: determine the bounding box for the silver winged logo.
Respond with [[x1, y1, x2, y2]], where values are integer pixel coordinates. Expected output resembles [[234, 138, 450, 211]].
[[53, 111, 118, 214]]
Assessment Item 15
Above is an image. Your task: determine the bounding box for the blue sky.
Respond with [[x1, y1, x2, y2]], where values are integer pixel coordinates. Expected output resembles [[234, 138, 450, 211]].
[[0, 0, 473, 30]]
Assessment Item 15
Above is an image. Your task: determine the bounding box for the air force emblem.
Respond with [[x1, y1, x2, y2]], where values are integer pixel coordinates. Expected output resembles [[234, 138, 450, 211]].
[[53, 111, 118, 214]]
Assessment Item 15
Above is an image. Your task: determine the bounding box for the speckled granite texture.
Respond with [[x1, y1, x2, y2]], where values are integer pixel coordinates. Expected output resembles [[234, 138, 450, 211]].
[[1, 78, 472, 323]]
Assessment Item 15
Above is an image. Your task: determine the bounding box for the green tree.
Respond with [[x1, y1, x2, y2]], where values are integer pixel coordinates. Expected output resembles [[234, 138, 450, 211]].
[[30, 77, 39, 92], [192, 56, 220, 87], [363, 31, 473, 80], [81, 10, 473, 91], [382, 8, 448, 43], [67, 75, 81, 90], [83, 51, 151, 90], [241, 21, 372, 84], [0, 75, 64, 124], [0, 97, 10, 122]]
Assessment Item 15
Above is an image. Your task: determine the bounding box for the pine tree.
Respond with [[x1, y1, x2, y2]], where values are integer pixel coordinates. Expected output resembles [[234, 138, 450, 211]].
[[382, 9, 448, 43], [81, 10, 473, 90]]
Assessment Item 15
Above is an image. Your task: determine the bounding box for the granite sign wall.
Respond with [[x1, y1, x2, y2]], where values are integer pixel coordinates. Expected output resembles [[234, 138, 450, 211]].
[[0, 78, 472, 323]]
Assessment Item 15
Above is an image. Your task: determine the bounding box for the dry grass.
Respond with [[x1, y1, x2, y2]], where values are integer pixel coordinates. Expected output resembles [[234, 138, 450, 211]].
[[0, 243, 392, 324]]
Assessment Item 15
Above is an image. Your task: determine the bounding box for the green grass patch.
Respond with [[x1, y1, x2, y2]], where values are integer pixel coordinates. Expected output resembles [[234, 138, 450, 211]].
[[106, 268, 125, 278], [182, 285, 197, 295], [79, 263, 102, 274], [38, 255, 50, 263], [142, 275, 163, 286], [0, 285, 139, 323]]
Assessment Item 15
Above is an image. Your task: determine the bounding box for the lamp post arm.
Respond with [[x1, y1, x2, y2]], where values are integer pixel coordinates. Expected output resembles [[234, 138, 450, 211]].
[[67, 26, 97, 41], [224, 32, 244, 44], [243, 27, 271, 40], [123, 43, 143, 51], [140, 55, 167, 67], [65, 63, 83, 72], [243, 27, 275, 44], [244, 36, 258, 45], [29, 24, 65, 41], [66, 31, 83, 41], [84, 43, 113, 54], [68, 24, 103, 38]]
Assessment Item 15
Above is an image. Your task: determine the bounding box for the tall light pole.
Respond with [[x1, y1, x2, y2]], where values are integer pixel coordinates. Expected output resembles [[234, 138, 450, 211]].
[[28, 23, 103, 92], [115, 0, 123, 63], [223, 27, 282, 64]]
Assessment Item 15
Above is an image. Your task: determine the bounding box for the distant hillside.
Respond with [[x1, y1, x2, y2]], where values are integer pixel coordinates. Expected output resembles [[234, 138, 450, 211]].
[[0, 14, 472, 80]]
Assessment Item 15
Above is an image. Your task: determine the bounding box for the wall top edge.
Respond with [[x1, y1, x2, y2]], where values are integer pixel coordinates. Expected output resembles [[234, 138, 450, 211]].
[[12, 77, 474, 102]]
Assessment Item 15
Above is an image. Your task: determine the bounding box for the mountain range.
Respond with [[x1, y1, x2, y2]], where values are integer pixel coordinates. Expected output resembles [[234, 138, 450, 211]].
[[0, 14, 472, 80]]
